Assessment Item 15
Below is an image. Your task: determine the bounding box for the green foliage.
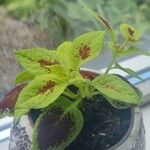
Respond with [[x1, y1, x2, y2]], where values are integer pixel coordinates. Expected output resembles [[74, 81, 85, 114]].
[[14, 31, 105, 117], [0, 0, 5, 4], [15, 71, 34, 84], [1, 5, 150, 150], [6, 0, 37, 20], [57, 31, 105, 71], [32, 96, 83, 150], [15, 48, 60, 76], [120, 23, 141, 42], [73, 31, 105, 66], [15, 74, 68, 116], [57, 42, 75, 71], [91, 74, 141, 105]]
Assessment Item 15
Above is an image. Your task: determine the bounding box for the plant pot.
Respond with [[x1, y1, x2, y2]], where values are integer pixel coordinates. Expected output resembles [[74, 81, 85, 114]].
[[9, 69, 145, 150]]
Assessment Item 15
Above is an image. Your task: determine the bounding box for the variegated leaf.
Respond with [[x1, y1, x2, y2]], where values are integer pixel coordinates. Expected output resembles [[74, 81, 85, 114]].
[[32, 97, 83, 150], [15, 71, 34, 84], [14, 75, 68, 116], [105, 85, 143, 109], [120, 23, 141, 42], [73, 31, 105, 66], [15, 48, 60, 76], [92, 74, 141, 105]]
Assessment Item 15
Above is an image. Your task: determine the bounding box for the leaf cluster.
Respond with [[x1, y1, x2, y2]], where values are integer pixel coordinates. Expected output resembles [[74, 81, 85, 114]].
[[0, 4, 149, 150]]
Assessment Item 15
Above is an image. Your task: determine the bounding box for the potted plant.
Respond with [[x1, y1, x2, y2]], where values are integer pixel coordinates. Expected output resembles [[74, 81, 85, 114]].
[[0, 5, 149, 150]]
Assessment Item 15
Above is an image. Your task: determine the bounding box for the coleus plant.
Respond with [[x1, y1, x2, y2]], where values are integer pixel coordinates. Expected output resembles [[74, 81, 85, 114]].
[[0, 4, 150, 150]]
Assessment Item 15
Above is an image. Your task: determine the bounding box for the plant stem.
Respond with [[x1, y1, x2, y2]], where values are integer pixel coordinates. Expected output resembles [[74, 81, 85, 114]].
[[119, 40, 128, 50], [104, 57, 115, 74], [63, 97, 82, 115], [63, 92, 76, 100], [91, 91, 101, 96], [65, 88, 79, 98]]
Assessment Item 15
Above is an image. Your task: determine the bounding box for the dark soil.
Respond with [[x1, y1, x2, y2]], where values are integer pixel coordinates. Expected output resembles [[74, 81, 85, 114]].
[[66, 95, 131, 150], [29, 94, 131, 150]]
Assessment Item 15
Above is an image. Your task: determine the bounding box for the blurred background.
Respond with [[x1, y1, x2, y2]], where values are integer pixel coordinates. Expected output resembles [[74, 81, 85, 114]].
[[0, 0, 150, 95], [0, 0, 150, 149]]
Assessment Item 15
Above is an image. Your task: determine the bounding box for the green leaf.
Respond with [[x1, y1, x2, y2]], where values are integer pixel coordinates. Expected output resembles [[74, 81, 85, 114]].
[[57, 32, 105, 70], [116, 46, 150, 58], [106, 97, 135, 109], [92, 74, 141, 105], [14, 75, 68, 117], [106, 86, 143, 109], [15, 48, 60, 76], [120, 23, 141, 42], [57, 41, 78, 71], [114, 63, 143, 81], [73, 31, 105, 66], [80, 2, 117, 44], [50, 65, 69, 79], [15, 71, 34, 84], [80, 1, 111, 31], [32, 96, 83, 150]]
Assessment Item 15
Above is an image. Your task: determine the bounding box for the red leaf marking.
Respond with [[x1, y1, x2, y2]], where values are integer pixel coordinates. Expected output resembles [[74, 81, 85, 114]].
[[102, 83, 121, 93], [80, 70, 97, 80], [0, 83, 27, 112], [37, 59, 60, 73], [102, 84, 114, 89], [128, 27, 134, 36], [38, 59, 60, 68], [79, 44, 91, 60], [39, 81, 56, 94]]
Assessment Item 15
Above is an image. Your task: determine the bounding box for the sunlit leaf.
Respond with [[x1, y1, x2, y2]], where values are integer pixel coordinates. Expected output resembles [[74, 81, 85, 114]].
[[50, 65, 69, 79], [15, 71, 34, 84], [105, 84, 143, 109], [58, 32, 105, 70], [15, 48, 60, 76], [73, 31, 105, 66], [14, 75, 68, 116], [120, 23, 141, 42], [106, 97, 135, 109], [57, 41, 78, 71], [92, 74, 141, 105], [32, 96, 83, 150]]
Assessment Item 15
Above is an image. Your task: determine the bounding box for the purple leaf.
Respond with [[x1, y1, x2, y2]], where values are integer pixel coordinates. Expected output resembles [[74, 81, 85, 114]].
[[0, 83, 27, 112]]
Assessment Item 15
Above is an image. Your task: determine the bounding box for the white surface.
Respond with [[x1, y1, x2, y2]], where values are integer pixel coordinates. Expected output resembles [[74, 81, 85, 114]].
[[0, 128, 11, 141], [0, 117, 13, 141], [142, 104, 150, 150], [0, 117, 13, 128], [100, 55, 150, 76], [0, 140, 9, 150]]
